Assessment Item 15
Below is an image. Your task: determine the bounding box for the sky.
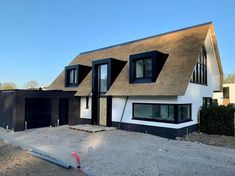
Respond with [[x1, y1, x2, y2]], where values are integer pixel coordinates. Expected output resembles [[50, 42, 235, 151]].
[[0, 0, 234, 88]]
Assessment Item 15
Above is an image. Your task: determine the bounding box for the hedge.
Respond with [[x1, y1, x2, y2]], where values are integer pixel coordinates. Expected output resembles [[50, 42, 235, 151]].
[[200, 104, 235, 136]]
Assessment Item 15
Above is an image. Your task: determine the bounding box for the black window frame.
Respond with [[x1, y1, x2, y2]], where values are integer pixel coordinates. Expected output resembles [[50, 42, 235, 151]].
[[132, 103, 192, 124], [64, 64, 91, 88], [65, 65, 79, 87], [129, 51, 168, 84], [190, 47, 207, 85]]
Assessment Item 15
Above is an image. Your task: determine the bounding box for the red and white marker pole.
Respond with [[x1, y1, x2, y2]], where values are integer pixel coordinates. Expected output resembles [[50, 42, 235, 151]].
[[71, 152, 81, 170]]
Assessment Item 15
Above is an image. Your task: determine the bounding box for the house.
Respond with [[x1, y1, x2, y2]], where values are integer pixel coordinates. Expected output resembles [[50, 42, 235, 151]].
[[48, 22, 223, 138], [213, 83, 235, 106]]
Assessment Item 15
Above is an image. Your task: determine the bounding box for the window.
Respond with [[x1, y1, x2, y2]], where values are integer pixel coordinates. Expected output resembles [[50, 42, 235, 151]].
[[133, 103, 191, 123], [191, 47, 207, 85], [203, 97, 212, 108], [223, 87, 229, 99], [98, 64, 108, 93], [135, 59, 152, 78], [68, 69, 77, 85], [178, 105, 191, 122], [129, 51, 168, 83], [65, 67, 78, 87]]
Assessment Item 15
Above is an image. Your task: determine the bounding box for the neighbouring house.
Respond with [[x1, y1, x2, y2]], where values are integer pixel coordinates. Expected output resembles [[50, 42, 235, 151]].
[[213, 83, 235, 106], [47, 22, 223, 138]]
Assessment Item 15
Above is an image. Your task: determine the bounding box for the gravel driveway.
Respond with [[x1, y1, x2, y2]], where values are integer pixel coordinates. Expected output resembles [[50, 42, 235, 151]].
[[0, 126, 235, 176]]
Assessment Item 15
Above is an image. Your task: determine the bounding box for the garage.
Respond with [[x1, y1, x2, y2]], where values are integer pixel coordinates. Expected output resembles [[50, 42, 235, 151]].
[[0, 90, 80, 131], [25, 98, 51, 129]]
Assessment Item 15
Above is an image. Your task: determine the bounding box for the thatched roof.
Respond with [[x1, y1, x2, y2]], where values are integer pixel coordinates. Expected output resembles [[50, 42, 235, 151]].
[[48, 22, 223, 96]]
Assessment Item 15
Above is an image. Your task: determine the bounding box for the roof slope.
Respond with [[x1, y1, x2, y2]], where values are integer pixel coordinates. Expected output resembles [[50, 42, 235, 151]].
[[49, 22, 222, 96]]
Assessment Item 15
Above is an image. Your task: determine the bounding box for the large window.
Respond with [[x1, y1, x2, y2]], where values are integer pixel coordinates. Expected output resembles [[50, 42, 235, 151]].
[[191, 47, 207, 85], [133, 103, 191, 123], [129, 51, 167, 83]]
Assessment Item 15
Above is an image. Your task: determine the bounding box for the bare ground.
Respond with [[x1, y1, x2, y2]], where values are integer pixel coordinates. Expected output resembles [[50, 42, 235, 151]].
[[183, 132, 235, 149], [0, 140, 82, 176], [1, 126, 235, 176]]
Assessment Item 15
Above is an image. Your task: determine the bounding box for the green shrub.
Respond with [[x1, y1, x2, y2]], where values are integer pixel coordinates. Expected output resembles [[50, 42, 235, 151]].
[[200, 104, 235, 136]]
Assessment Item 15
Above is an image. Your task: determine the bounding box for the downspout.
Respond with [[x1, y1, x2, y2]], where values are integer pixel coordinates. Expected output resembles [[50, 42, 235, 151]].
[[118, 96, 129, 129]]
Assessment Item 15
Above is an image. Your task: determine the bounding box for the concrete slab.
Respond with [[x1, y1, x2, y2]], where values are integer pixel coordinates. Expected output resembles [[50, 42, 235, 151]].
[[70, 124, 117, 133]]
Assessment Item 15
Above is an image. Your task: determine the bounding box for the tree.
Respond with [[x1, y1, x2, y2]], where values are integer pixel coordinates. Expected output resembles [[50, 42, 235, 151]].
[[224, 74, 235, 83], [1, 82, 17, 90], [24, 80, 39, 89]]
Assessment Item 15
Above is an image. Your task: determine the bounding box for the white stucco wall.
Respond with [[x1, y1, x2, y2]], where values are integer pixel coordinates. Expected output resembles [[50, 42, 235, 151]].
[[80, 96, 92, 119], [212, 92, 223, 105]]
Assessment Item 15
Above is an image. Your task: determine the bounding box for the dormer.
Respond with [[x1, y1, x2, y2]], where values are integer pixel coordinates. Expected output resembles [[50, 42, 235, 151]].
[[64, 64, 91, 87], [129, 50, 168, 83]]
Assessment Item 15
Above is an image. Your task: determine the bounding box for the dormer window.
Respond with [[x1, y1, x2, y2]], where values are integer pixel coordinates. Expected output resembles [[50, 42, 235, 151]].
[[129, 50, 168, 83], [65, 64, 91, 87], [68, 68, 78, 85], [135, 58, 152, 78]]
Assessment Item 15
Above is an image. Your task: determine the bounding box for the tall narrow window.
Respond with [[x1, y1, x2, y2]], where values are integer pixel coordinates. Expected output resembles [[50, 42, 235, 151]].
[[66, 68, 78, 87], [191, 47, 207, 85], [98, 64, 108, 93]]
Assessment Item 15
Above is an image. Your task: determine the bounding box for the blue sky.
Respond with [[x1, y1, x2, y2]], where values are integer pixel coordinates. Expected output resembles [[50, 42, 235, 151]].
[[0, 0, 234, 88]]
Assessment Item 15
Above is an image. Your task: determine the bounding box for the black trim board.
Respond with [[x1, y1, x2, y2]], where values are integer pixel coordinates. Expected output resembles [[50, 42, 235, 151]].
[[77, 118, 91, 124], [112, 122, 197, 139]]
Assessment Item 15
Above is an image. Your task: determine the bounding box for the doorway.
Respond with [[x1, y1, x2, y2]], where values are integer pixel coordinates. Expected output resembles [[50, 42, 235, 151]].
[[59, 98, 69, 125]]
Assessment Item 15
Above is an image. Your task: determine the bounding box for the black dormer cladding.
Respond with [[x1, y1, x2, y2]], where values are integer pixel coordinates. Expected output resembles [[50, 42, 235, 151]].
[[64, 64, 91, 87], [129, 50, 168, 83]]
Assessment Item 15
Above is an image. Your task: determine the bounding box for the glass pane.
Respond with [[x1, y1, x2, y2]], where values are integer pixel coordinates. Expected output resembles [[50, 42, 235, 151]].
[[99, 64, 108, 93], [168, 105, 174, 120], [134, 104, 152, 119], [152, 104, 160, 118], [74, 69, 78, 84], [69, 70, 75, 84], [135, 60, 144, 78], [178, 105, 190, 121], [160, 105, 168, 119], [145, 59, 152, 77]]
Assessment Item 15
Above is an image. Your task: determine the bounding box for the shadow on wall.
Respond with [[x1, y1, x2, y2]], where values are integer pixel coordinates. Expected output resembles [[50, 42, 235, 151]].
[[0, 91, 15, 130]]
